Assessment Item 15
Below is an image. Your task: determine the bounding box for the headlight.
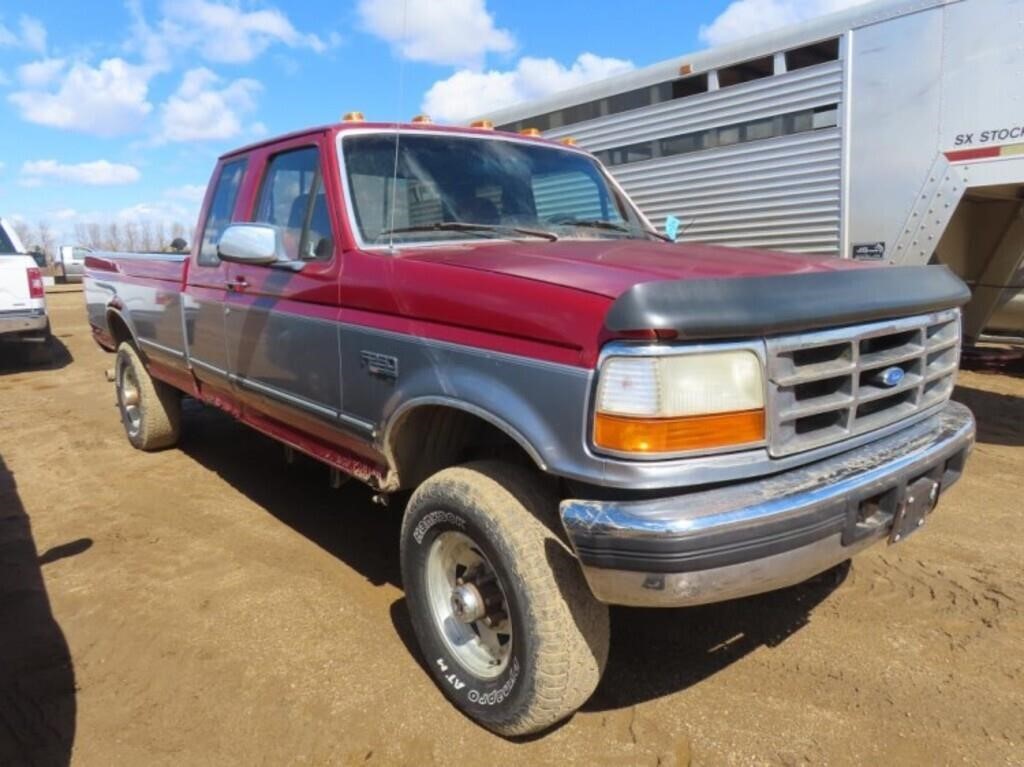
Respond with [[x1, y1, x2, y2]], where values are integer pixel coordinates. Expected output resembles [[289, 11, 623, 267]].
[[593, 350, 765, 455]]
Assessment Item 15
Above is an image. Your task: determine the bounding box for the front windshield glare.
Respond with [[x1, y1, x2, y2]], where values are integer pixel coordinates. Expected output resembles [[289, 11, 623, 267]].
[[342, 133, 649, 245]]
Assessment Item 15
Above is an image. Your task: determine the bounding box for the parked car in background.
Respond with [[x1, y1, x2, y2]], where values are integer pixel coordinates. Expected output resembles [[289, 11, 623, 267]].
[[55, 245, 90, 283], [83, 120, 974, 735], [0, 217, 53, 362]]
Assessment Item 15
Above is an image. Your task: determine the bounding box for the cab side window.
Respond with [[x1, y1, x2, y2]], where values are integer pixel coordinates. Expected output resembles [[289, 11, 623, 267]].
[[255, 146, 333, 261], [198, 158, 247, 267]]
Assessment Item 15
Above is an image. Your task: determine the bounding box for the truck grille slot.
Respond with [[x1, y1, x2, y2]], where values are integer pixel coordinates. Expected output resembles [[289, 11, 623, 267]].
[[766, 309, 961, 456]]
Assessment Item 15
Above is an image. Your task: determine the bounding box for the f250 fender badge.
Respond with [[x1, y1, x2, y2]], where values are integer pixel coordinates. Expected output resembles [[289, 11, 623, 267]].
[[873, 366, 905, 388], [360, 351, 399, 381]]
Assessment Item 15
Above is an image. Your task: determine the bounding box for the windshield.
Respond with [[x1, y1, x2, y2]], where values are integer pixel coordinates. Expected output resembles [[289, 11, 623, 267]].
[[341, 133, 651, 246]]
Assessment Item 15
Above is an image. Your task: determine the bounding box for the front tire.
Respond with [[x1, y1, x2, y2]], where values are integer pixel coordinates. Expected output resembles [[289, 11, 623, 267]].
[[115, 341, 181, 450], [400, 461, 609, 736]]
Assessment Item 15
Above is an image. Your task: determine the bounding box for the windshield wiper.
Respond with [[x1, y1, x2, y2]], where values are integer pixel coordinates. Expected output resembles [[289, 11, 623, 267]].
[[563, 219, 629, 232], [558, 218, 675, 243], [378, 221, 559, 242]]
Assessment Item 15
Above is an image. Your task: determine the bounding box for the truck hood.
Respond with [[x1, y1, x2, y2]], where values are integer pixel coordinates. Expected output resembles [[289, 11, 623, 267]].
[[400, 239, 861, 299]]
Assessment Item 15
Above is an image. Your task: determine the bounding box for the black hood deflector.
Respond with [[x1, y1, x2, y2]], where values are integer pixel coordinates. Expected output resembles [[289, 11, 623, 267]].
[[605, 265, 971, 339]]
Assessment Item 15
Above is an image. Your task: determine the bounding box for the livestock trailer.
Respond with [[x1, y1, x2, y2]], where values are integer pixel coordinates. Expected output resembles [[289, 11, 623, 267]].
[[477, 0, 1024, 341]]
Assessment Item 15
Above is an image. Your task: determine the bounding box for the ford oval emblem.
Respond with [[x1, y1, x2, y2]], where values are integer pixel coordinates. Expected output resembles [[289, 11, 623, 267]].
[[876, 366, 905, 388]]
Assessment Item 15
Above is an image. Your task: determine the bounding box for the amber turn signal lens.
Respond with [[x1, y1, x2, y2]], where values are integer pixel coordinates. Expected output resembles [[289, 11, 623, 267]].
[[594, 409, 765, 454]]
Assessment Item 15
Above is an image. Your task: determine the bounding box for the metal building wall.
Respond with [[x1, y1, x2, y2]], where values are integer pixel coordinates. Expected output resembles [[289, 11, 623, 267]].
[[542, 61, 845, 254]]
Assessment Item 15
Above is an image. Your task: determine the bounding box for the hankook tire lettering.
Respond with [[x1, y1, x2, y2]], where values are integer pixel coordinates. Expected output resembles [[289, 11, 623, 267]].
[[413, 511, 466, 544]]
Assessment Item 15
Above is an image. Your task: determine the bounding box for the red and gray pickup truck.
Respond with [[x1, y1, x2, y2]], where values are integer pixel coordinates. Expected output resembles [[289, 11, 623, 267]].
[[84, 119, 975, 735]]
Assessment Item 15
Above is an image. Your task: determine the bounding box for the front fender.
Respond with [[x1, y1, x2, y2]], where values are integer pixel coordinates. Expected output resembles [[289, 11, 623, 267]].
[[346, 333, 593, 479]]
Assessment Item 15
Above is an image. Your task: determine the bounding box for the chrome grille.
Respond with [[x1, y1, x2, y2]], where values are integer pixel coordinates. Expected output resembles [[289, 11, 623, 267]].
[[766, 309, 961, 456]]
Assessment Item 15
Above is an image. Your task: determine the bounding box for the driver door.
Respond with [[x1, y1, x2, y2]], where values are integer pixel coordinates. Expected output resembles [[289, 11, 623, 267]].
[[222, 138, 352, 448]]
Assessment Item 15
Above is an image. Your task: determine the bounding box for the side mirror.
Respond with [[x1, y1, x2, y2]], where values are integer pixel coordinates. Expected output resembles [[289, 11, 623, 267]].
[[217, 224, 279, 265]]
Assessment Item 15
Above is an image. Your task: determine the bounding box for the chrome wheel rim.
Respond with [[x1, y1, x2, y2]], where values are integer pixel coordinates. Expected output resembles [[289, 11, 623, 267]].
[[118, 361, 142, 437], [425, 530, 512, 679]]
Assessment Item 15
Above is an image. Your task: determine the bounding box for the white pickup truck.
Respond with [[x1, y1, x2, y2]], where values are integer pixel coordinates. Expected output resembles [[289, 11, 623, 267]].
[[55, 244, 89, 283], [0, 218, 52, 361]]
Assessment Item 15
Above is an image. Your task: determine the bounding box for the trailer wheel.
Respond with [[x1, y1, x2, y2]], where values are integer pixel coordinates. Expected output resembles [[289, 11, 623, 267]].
[[400, 461, 609, 736], [115, 341, 181, 450]]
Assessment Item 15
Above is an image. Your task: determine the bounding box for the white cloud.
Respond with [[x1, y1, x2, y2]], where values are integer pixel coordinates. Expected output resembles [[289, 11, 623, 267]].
[[20, 160, 142, 186], [422, 53, 634, 123], [161, 0, 327, 64], [0, 15, 47, 53], [16, 58, 66, 88], [699, 0, 872, 46], [164, 184, 208, 204], [8, 58, 153, 137], [116, 201, 194, 224], [358, 0, 513, 67], [157, 67, 261, 142], [18, 15, 46, 53]]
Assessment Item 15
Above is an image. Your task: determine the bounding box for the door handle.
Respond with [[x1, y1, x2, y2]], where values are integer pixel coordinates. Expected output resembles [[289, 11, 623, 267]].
[[227, 277, 250, 292]]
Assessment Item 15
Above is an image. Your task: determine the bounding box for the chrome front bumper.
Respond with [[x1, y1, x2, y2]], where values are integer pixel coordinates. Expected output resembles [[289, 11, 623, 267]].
[[0, 310, 48, 337], [560, 401, 975, 607]]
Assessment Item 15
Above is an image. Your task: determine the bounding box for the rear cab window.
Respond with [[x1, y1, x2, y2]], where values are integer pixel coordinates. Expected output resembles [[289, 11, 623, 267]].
[[198, 158, 248, 267]]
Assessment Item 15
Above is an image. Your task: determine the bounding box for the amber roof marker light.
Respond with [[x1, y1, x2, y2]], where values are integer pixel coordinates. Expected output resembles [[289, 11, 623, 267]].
[[342, 111, 365, 122], [519, 128, 542, 137], [411, 114, 432, 123], [560, 137, 578, 146], [471, 119, 495, 129]]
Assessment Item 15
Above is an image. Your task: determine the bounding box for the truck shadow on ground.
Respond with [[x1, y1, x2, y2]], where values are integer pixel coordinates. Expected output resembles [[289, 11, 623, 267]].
[[587, 563, 847, 711], [178, 403, 403, 588], [0, 338, 73, 376], [0, 453, 84, 766], [386, 562, 847, 723], [952, 384, 1024, 447], [178, 404, 849, 720]]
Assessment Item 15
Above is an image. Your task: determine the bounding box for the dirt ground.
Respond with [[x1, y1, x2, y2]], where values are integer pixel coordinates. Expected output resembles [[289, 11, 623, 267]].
[[1, 290, 1022, 766]]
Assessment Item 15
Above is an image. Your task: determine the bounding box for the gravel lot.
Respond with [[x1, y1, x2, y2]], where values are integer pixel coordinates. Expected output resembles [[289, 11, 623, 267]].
[[2, 290, 1022, 766]]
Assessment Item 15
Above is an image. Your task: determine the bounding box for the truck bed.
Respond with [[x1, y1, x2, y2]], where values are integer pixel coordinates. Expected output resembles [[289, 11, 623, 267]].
[[84, 252, 189, 357]]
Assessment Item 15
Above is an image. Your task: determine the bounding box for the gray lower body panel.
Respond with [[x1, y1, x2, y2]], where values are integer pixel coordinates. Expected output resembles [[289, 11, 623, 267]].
[[560, 401, 975, 607]]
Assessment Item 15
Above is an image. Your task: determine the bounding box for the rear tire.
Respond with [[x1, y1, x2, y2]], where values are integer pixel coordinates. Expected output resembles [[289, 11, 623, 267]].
[[115, 341, 181, 450], [400, 460, 609, 736]]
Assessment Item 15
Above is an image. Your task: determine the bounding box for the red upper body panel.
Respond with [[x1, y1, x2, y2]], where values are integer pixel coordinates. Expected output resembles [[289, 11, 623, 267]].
[[100, 121, 883, 368], [396, 239, 864, 300]]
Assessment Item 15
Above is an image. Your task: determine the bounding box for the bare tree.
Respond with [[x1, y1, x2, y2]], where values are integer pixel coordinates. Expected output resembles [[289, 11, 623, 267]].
[[87, 223, 103, 250], [103, 222, 123, 252], [153, 221, 167, 251], [35, 221, 56, 266], [10, 220, 36, 253]]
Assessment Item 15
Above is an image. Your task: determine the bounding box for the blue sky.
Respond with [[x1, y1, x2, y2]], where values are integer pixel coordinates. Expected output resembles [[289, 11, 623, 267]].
[[0, 0, 863, 242]]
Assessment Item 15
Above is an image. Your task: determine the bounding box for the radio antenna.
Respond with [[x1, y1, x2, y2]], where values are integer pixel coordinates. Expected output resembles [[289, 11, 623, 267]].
[[387, 0, 409, 254]]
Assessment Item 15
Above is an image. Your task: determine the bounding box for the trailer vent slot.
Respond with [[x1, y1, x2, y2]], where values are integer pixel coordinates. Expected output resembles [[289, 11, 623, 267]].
[[718, 56, 774, 88], [785, 38, 840, 72], [765, 309, 961, 456]]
